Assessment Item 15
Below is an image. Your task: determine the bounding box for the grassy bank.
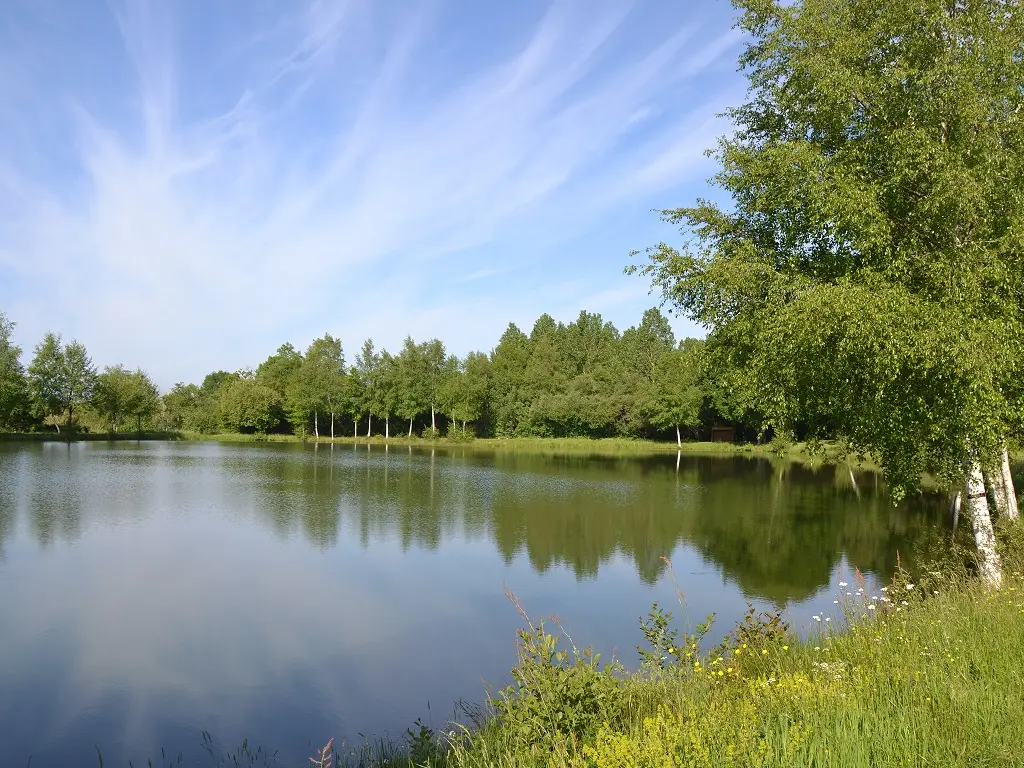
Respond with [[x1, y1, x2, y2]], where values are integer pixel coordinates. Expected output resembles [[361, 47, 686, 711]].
[[180, 432, 815, 458], [262, 526, 1022, 768], [181, 432, 885, 472]]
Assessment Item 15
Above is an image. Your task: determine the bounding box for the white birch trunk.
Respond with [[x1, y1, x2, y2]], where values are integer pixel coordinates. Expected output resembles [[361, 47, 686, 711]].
[[408, 418, 413, 438], [676, 425, 681, 448], [385, 416, 390, 440], [353, 419, 358, 438], [331, 413, 335, 440], [965, 460, 1002, 588], [366, 414, 372, 437], [951, 491, 961, 538], [314, 411, 319, 441], [1001, 447, 1019, 520], [431, 406, 436, 433], [986, 468, 1008, 518]]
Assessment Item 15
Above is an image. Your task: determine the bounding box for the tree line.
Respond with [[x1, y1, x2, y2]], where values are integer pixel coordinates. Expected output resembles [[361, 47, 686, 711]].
[[0, 307, 755, 443]]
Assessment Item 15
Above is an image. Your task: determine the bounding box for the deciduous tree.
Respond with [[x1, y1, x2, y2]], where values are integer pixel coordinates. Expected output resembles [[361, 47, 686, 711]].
[[0, 312, 31, 430], [631, 0, 1024, 585]]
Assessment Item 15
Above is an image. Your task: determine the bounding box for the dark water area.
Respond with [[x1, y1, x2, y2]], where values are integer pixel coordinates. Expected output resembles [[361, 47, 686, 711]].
[[0, 441, 950, 766]]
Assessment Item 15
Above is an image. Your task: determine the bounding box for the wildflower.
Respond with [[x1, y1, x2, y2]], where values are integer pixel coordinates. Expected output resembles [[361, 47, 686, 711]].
[[933, 591, 939, 596], [825, 618, 831, 623], [834, 600, 840, 604], [783, 645, 789, 651], [668, 647, 675, 654], [867, 604, 876, 610], [906, 584, 915, 591], [839, 581, 848, 587], [902, 600, 909, 606], [880, 586, 889, 592], [813, 615, 821, 622], [762, 649, 769, 655]]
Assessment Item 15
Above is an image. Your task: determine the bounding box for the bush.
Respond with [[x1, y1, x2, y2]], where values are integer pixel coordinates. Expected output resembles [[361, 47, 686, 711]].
[[490, 597, 624, 755]]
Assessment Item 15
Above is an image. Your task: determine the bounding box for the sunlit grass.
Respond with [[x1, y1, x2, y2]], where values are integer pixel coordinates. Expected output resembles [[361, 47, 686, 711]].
[[183, 432, 787, 457]]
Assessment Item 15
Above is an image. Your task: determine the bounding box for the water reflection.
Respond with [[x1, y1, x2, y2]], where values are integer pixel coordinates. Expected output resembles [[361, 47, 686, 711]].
[[0, 440, 952, 767], [0, 441, 947, 603]]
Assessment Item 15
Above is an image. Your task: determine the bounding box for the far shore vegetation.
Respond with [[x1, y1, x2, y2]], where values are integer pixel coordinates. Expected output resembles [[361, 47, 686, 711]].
[[0, 305, 752, 452]]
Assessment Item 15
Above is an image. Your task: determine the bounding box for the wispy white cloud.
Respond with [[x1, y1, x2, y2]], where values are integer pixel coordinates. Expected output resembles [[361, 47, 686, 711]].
[[0, 0, 743, 386]]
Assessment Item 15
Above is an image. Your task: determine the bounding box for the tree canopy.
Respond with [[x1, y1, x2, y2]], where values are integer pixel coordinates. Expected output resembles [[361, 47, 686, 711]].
[[632, 0, 1024, 497]]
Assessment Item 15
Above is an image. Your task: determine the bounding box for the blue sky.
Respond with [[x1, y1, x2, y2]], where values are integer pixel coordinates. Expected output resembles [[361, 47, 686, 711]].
[[0, 0, 745, 388]]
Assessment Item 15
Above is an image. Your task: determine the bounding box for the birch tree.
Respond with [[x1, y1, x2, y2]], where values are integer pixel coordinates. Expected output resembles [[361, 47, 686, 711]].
[[631, 0, 1024, 586], [355, 339, 379, 437], [395, 337, 427, 437], [300, 335, 345, 440], [645, 340, 705, 447], [420, 339, 446, 435]]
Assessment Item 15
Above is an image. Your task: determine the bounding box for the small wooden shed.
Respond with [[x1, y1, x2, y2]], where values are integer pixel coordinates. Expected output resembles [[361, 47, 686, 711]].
[[710, 426, 735, 443]]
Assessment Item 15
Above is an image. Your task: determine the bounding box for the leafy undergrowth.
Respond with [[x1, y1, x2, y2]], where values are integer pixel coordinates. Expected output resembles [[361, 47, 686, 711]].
[[115, 523, 1024, 768]]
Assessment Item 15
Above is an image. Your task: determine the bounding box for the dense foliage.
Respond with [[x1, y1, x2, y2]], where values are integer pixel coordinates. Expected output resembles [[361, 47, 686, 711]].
[[632, 0, 1024, 498], [0, 308, 758, 443]]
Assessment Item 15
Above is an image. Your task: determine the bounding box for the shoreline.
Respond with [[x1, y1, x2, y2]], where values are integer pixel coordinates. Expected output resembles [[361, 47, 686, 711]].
[[0, 431, 883, 470]]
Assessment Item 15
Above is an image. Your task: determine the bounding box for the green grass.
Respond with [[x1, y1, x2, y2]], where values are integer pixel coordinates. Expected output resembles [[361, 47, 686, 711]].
[[180, 432, 888, 474], [178, 431, 305, 443], [180, 431, 823, 458]]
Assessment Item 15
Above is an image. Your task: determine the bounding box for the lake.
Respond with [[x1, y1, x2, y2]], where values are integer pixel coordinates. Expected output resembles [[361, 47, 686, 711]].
[[0, 440, 948, 766]]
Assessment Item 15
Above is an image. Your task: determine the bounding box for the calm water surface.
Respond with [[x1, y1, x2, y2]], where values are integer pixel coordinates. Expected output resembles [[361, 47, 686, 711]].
[[0, 441, 948, 766]]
